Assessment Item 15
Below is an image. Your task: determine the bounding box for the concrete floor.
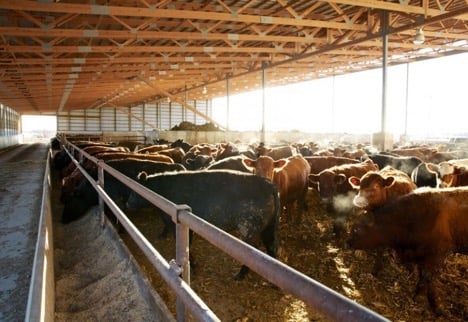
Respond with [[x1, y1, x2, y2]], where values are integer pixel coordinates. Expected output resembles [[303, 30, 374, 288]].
[[0, 143, 49, 321]]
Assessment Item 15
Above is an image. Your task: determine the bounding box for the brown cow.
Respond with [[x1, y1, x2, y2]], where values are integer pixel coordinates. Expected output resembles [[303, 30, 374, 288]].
[[347, 187, 468, 314], [426, 150, 467, 164], [154, 146, 186, 164], [391, 147, 436, 162], [342, 149, 368, 160], [304, 156, 360, 178], [61, 152, 174, 201], [215, 142, 239, 161], [187, 143, 218, 157], [243, 155, 311, 222], [135, 144, 170, 154], [255, 144, 296, 160], [348, 166, 417, 210], [60, 145, 129, 178], [308, 159, 378, 209], [438, 160, 468, 187]]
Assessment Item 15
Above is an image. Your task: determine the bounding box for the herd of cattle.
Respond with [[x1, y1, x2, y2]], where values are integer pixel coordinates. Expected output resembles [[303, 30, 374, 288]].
[[52, 137, 468, 315]]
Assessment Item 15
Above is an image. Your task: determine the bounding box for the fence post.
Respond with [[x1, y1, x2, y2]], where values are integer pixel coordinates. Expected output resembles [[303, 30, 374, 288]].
[[97, 162, 106, 227], [175, 204, 192, 322]]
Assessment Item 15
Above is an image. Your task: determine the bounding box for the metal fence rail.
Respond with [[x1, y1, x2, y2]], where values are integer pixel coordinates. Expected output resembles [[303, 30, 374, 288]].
[[62, 137, 390, 322], [25, 150, 55, 322]]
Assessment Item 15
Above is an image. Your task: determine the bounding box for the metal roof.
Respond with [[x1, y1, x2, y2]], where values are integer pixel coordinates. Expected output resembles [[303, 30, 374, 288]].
[[0, 0, 467, 115]]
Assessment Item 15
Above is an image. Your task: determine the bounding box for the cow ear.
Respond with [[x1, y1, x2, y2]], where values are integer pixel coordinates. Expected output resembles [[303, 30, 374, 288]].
[[383, 177, 395, 187], [335, 173, 347, 185], [274, 159, 287, 168], [348, 176, 361, 189], [426, 162, 439, 173], [242, 158, 256, 169], [137, 171, 148, 181], [308, 174, 319, 184]]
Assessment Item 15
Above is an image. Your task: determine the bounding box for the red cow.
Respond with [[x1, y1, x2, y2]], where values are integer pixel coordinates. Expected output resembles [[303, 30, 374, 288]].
[[426, 150, 467, 163], [348, 166, 417, 210], [135, 144, 170, 154], [83, 151, 174, 169], [342, 149, 368, 160], [243, 155, 311, 222], [391, 147, 436, 162], [347, 187, 468, 314], [255, 144, 295, 160], [304, 156, 360, 178], [187, 143, 218, 157], [308, 159, 378, 208], [60, 145, 128, 178], [215, 142, 239, 161], [438, 160, 468, 187], [155, 146, 186, 164], [61, 152, 174, 201]]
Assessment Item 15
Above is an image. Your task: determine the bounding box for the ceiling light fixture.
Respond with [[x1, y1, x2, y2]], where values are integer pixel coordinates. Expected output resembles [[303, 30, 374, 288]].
[[413, 28, 425, 45], [202, 85, 207, 94]]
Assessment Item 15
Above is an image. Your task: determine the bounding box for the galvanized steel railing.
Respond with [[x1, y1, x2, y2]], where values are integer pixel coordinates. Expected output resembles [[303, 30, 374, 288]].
[[62, 138, 390, 322], [25, 150, 55, 322]]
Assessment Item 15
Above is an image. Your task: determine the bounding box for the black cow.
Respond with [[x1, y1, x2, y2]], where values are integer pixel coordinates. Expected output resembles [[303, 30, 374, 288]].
[[53, 149, 71, 171], [411, 162, 439, 187], [170, 138, 193, 153], [61, 158, 185, 223], [367, 153, 422, 177], [206, 155, 253, 173], [182, 153, 214, 170], [126, 170, 281, 280]]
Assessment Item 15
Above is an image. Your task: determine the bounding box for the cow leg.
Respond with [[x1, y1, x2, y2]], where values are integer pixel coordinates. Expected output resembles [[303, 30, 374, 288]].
[[233, 265, 250, 280], [412, 266, 442, 315], [261, 221, 279, 258], [157, 210, 175, 238], [371, 248, 385, 276], [422, 268, 445, 315], [302, 186, 309, 212], [233, 223, 272, 280]]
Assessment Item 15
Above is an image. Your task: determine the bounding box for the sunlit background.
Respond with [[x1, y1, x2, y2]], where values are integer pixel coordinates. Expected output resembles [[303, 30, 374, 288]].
[[20, 52, 467, 140], [212, 52, 467, 138]]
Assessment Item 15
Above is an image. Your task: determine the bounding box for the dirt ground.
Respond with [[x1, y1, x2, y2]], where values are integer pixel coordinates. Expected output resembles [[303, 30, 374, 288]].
[[117, 188, 467, 322]]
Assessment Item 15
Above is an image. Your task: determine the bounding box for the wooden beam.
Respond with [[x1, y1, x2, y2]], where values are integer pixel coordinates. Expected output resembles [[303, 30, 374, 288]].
[[0, 26, 365, 42], [0, 1, 370, 30]]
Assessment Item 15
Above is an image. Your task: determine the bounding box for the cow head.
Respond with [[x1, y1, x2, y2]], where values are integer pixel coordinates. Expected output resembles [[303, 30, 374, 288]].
[[309, 170, 348, 203], [349, 172, 395, 209], [242, 156, 286, 181], [438, 162, 466, 187], [347, 215, 381, 250]]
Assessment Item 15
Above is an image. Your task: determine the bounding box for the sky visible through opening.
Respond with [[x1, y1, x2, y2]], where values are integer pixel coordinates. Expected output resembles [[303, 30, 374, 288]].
[[212, 52, 467, 138]]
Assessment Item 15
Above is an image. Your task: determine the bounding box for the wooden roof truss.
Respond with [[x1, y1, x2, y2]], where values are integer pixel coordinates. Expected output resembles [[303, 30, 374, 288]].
[[0, 0, 467, 115]]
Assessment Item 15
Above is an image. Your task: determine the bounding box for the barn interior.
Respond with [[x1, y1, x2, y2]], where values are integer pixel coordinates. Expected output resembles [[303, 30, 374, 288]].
[[0, 1, 467, 322], [1, 1, 467, 138]]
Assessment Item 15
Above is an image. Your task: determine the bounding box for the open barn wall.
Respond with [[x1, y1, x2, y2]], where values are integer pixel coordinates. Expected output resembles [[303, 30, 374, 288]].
[[0, 103, 21, 148], [59, 129, 373, 149], [57, 100, 211, 132], [158, 130, 374, 146]]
